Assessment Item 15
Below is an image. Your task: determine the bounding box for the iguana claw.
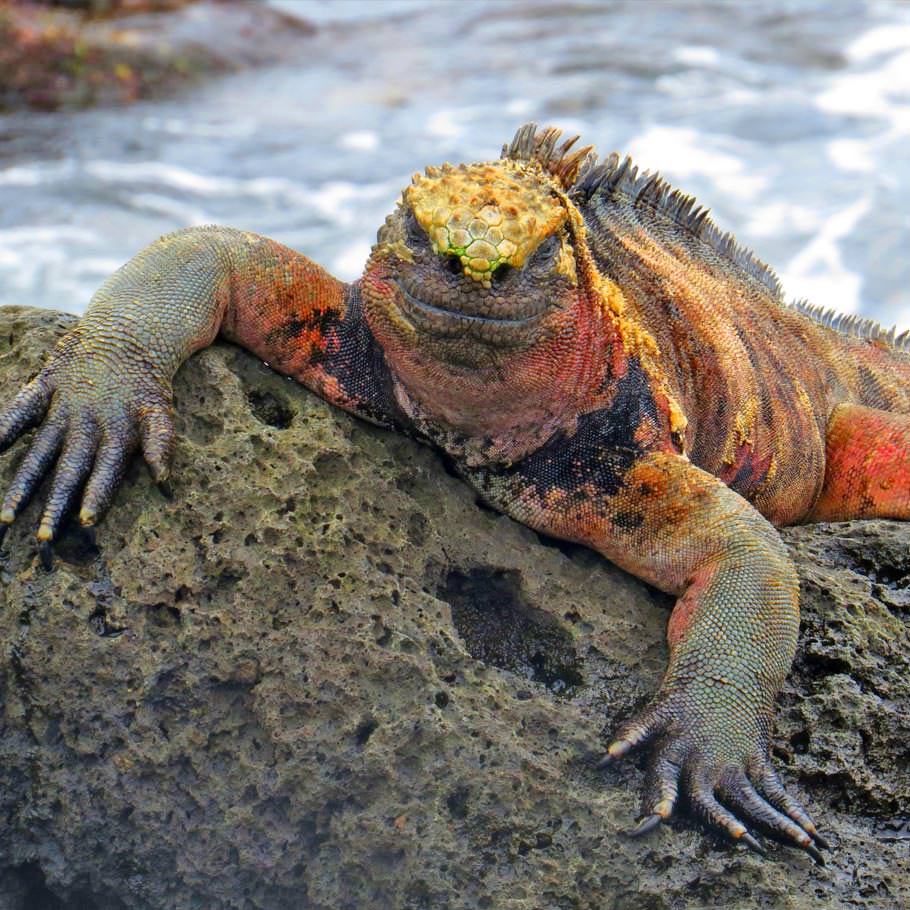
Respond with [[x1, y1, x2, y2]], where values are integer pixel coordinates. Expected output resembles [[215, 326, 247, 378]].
[[627, 814, 662, 837], [601, 689, 829, 863]]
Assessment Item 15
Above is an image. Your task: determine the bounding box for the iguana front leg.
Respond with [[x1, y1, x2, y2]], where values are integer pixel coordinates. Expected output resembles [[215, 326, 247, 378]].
[[468, 440, 827, 859], [0, 227, 397, 562]]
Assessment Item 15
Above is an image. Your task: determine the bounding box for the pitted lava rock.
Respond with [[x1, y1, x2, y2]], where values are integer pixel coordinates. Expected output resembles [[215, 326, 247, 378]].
[[1, 306, 908, 910]]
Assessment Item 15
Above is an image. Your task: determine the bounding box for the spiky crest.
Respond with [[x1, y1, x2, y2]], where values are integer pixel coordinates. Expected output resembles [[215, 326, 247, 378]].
[[501, 123, 596, 189], [790, 300, 910, 352], [503, 123, 910, 355]]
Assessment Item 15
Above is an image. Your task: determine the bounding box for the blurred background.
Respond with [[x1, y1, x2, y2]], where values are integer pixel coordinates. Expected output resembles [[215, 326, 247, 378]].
[[0, 0, 908, 328]]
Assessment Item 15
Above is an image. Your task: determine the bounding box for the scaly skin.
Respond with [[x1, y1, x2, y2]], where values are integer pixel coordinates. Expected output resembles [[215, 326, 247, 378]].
[[3, 123, 909, 861]]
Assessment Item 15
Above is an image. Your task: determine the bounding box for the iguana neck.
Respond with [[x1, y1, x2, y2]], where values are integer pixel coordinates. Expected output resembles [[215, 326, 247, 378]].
[[388, 284, 613, 467]]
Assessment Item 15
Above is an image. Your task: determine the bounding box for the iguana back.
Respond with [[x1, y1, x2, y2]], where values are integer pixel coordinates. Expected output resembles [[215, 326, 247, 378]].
[[566, 147, 910, 524]]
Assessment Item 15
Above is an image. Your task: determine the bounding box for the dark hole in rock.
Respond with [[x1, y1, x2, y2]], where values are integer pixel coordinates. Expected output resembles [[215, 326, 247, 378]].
[[446, 785, 470, 819], [88, 606, 126, 638], [817, 528, 910, 590], [439, 567, 584, 696], [790, 728, 810, 754], [11, 860, 115, 910], [14, 862, 65, 910], [355, 717, 378, 746], [145, 603, 181, 628], [55, 524, 100, 567], [246, 389, 295, 429]]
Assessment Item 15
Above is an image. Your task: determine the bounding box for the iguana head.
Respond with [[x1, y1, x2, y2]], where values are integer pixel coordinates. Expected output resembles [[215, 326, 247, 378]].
[[361, 124, 608, 450], [404, 161, 578, 289]]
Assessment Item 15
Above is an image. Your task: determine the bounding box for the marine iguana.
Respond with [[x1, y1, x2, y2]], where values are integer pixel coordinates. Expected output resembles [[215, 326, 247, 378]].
[[3, 123, 908, 861]]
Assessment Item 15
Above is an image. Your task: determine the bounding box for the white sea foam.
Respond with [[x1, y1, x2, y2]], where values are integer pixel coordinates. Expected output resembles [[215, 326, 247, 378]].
[[0, 226, 101, 312], [778, 197, 872, 315], [142, 116, 257, 139], [83, 161, 301, 199], [0, 161, 76, 187], [76, 162, 399, 230], [309, 182, 363, 227], [673, 45, 719, 67], [505, 98, 535, 118], [271, 0, 434, 25], [0, 225, 95, 244], [74, 257, 127, 278], [847, 24, 910, 63], [808, 16, 910, 327], [331, 242, 372, 282], [825, 139, 876, 174], [126, 193, 213, 225], [816, 45, 910, 130], [625, 127, 768, 202], [744, 202, 820, 238], [338, 130, 380, 152], [426, 111, 463, 140]]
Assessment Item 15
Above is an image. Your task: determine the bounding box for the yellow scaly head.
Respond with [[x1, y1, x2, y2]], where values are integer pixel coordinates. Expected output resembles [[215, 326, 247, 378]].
[[404, 161, 576, 288]]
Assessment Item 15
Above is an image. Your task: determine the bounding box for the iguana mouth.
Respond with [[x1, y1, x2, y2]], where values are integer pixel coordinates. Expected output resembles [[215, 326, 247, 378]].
[[394, 279, 549, 341]]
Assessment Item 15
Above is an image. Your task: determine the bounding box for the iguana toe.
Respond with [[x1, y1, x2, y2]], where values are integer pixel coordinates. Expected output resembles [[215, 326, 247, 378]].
[[627, 814, 663, 837], [37, 421, 100, 544], [80, 434, 134, 526], [1, 419, 65, 524], [0, 377, 52, 453], [139, 403, 175, 482], [754, 762, 829, 849]]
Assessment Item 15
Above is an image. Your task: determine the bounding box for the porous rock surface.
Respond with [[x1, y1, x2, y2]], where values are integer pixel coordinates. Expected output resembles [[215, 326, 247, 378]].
[[0, 305, 908, 910]]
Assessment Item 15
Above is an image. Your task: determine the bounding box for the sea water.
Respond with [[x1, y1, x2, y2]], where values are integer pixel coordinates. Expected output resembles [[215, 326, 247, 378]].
[[0, 0, 907, 329]]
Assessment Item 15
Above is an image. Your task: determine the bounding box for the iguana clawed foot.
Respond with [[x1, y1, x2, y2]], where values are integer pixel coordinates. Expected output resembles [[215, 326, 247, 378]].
[[0, 350, 176, 568], [599, 689, 828, 863]]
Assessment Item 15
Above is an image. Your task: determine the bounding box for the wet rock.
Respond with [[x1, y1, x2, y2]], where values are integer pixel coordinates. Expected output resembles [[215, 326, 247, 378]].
[[0, 1, 314, 111], [0, 305, 908, 909]]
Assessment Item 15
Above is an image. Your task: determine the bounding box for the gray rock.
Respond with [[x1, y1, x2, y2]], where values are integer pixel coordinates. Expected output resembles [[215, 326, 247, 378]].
[[0, 305, 907, 910]]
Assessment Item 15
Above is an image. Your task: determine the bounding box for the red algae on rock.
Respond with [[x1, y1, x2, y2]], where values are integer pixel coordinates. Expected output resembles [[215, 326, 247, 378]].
[[0, 0, 314, 111]]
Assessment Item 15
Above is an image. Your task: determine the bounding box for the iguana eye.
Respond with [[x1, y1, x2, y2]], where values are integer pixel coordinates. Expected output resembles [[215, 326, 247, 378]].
[[533, 233, 561, 267], [445, 254, 464, 277], [404, 210, 427, 244]]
